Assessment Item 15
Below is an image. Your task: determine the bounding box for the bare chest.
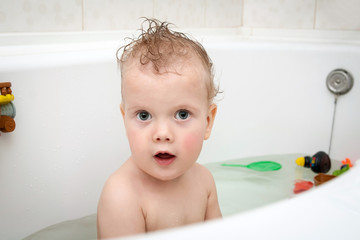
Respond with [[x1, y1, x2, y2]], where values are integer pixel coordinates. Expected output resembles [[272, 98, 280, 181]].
[[142, 184, 209, 232]]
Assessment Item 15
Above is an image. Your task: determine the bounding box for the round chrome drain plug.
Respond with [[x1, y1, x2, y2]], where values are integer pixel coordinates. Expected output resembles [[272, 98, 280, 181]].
[[326, 69, 354, 95]]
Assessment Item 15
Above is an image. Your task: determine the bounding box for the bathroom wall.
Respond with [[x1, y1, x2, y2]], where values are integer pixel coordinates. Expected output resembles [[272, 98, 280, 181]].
[[0, 0, 359, 33]]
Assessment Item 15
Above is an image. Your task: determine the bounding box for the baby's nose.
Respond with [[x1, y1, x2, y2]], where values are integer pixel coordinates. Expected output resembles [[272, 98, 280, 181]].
[[153, 122, 173, 143], [155, 136, 171, 142]]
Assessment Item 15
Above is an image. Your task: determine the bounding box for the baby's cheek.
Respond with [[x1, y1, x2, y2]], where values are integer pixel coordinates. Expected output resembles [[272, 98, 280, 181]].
[[183, 132, 204, 153], [127, 128, 144, 154]]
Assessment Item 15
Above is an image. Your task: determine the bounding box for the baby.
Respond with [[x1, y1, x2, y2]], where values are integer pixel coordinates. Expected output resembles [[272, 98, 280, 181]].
[[97, 18, 222, 239]]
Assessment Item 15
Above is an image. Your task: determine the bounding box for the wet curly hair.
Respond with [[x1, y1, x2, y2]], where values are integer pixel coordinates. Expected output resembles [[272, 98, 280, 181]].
[[117, 18, 219, 103]]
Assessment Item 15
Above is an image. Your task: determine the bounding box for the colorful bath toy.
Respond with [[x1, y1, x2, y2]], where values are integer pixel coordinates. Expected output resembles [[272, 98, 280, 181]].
[[0, 82, 16, 133], [295, 151, 331, 173], [340, 164, 349, 170], [341, 158, 353, 168], [294, 180, 313, 194], [1, 102, 16, 118], [0, 94, 14, 105], [221, 161, 282, 172], [0, 115, 15, 133], [333, 164, 350, 176], [314, 173, 336, 186], [0, 82, 14, 104]]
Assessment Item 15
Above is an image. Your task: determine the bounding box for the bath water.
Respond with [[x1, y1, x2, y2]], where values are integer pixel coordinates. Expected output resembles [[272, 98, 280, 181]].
[[24, 153, 341, 239], [207, 153, 340, 216]]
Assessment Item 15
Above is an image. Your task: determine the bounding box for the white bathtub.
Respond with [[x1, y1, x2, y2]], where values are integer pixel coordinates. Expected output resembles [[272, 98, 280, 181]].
[[0, 30, 359, 239]]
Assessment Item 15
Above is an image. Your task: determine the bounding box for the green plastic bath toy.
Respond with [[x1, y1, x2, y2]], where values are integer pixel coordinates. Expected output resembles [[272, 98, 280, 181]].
[[221, 161, 282, 172]]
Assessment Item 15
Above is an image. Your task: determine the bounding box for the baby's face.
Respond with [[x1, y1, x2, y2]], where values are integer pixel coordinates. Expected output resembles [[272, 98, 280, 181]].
[[121, 59, 216, 181]]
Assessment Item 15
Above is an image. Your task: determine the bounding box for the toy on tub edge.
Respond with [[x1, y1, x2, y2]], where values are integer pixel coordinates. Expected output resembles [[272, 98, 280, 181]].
[[0, 82, 16, 133]]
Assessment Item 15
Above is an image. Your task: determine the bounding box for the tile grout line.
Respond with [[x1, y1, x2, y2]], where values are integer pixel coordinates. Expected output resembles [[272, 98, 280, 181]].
[[153, 0, 156, 18], [313, 0, 318, 30], [241, 0, 245, 28], [82, 0, 85, 31], [204, 0, 207, 27]]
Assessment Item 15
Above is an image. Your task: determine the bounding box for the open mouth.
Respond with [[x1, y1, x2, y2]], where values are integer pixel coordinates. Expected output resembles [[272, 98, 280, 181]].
[[154, 152, 176, 166]]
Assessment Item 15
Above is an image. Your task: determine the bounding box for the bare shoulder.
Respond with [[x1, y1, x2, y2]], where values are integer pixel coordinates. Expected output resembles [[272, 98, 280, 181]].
[[100, 161, 138, 203], [97, 160, 145, 239], [192, 163, 222, 220], [99, 171, 131, 207], [192, 163, 216, 187]]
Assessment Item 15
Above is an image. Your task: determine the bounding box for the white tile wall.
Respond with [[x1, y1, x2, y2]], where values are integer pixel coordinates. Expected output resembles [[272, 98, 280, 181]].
[[154, 0, 206, 28], [0, 0, 359, 33], [243, 0, 315, 29], [316, 0, 360, 30], [0, 0, 82, 32], [83, 0, 153, 30], [205, 0, 242, 28]]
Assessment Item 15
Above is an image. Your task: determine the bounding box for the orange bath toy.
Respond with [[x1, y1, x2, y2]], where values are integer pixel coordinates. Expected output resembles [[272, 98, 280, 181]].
[[341, 158, 353, 168]]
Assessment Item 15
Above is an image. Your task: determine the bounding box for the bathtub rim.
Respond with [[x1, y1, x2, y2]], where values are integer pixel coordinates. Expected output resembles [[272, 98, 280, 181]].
[[1, 27, 360, 54], [1, 31, 360, 74]]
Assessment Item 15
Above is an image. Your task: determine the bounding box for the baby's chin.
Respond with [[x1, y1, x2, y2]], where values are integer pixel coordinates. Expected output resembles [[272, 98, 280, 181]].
[[146, 168, 188, 182], [133, 159, 193, 182]]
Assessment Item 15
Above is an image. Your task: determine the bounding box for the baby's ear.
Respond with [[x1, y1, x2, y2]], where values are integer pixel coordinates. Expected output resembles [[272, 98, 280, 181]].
[[204, 104, 217, 140], [120, 103, 125, 118]]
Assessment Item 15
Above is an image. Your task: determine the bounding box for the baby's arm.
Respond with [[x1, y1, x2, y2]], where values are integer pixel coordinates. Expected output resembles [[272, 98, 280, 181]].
[[97, 175, 145, 239], [203, 167, 222, 220]]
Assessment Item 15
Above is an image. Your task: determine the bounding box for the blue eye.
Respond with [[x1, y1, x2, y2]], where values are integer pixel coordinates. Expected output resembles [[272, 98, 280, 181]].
[[137, 111, 151, 121], [175, 110, 190, 120]]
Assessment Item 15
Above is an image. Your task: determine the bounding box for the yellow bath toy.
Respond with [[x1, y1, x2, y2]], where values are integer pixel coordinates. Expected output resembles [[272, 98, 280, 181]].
[[0, 94, 15, 105], [295, 156, 305, 167]]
